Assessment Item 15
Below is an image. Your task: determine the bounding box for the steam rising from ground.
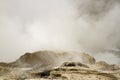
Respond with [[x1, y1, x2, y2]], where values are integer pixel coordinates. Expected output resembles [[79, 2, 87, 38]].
[[0, 0, 120, 63]]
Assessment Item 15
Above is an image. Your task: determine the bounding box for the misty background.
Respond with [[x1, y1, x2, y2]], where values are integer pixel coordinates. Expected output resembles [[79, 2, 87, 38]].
[[0, 0, 120, 64]]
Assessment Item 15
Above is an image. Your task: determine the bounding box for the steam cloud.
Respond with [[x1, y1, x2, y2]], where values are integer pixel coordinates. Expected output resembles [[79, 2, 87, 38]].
[[0, 0, 120, 63]]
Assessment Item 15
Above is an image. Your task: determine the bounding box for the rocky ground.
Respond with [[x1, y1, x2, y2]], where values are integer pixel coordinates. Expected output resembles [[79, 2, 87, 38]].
[[0, 50, 120, 80]]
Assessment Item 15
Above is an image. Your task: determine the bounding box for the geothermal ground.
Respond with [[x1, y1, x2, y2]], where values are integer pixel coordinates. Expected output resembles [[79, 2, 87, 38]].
[[0, 50, 120, 80]]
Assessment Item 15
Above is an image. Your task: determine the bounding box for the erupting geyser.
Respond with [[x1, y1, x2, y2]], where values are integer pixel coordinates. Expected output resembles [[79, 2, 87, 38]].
[[0, 0, 120, 79]]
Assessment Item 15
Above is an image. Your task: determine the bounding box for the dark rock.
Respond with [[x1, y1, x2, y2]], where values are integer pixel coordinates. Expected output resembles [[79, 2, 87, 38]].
[[36, 70, 51, 78], [61, 62, 89, 68]]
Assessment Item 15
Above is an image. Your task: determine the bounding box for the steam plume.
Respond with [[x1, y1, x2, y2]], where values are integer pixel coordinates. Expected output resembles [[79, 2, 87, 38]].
[[0, 0, 120, 63]]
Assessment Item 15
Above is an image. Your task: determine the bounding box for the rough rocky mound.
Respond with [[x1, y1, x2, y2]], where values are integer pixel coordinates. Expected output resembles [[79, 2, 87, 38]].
[[49, 64, 118, 80], [11, 51, 59, 68], [0, 50, 120, 80], [33, 62, 119, 80]]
